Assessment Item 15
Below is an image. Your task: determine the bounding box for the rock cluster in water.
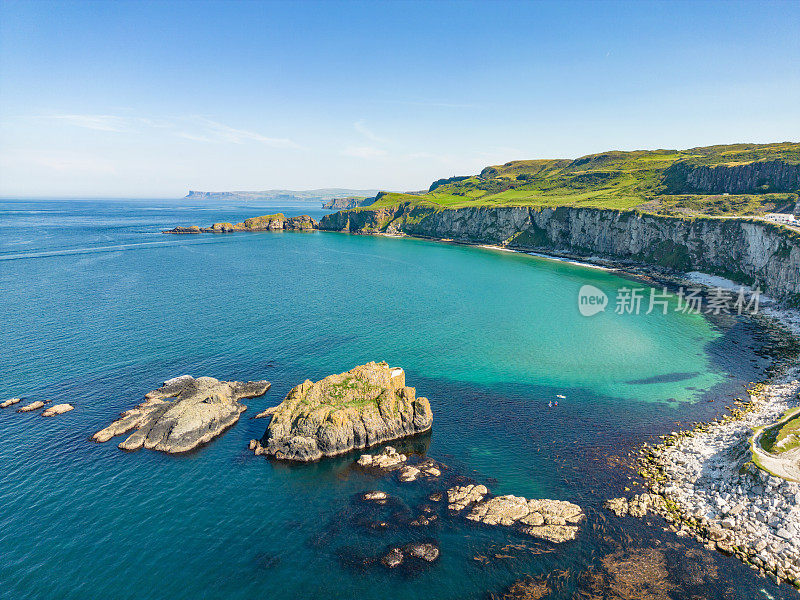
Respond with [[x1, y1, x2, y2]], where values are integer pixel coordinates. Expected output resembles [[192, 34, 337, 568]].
[[93, 375, 270, 453], [356, 447, 443, 482], [356, 446, 409, 470], [251, 362, 433, 461], [448, 486, 585, 543], [616, 374, 800, 590], [2, 397, 74, 417], [380, 542, 439, 568], [165, 213, 317, 234], [352, 449, 585, 545]]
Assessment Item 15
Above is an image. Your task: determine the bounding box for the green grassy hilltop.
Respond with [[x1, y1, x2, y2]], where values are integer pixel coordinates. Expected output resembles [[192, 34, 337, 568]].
[[365, 142, 800, 217]]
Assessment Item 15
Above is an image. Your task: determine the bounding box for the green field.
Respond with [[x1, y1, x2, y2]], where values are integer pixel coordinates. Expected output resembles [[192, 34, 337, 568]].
[[359, 142, 800, 216]]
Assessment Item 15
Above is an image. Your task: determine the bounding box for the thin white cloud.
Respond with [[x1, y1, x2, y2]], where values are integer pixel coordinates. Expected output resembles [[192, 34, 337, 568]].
[[196, 117, 300, 148], [30, 113, 300, 148], [342, 145, 387, 159], [137, 117, 175, 129], [1, 149, 118, 174], [389, 100, 480, 109], [175, 131, 213, 142], [48, 114, 133, 132], [354, 119, 387, 143]]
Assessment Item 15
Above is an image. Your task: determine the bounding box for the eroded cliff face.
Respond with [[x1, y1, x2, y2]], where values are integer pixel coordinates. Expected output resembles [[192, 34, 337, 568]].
[[663, 160, 800, 194], [319, 205, 800, 303]]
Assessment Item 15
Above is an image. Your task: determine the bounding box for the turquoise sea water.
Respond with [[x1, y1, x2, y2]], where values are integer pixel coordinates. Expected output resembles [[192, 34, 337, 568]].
[[0, 199, 792, 599]]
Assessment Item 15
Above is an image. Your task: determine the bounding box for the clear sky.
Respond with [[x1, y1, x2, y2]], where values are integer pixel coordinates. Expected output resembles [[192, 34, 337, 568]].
[[1, 0, 798, 198]]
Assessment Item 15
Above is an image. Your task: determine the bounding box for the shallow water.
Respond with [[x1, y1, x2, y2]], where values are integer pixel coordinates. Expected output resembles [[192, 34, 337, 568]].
[[0, 199, 793, 599]]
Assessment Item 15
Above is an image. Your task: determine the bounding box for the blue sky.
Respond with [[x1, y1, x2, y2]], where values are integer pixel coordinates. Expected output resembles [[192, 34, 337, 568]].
[[1, 0, 798, 197]]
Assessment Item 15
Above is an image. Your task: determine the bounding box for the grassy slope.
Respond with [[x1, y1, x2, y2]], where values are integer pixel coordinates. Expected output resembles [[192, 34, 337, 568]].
[[359, 143, 800, 216], [761, 408, 800, 455]]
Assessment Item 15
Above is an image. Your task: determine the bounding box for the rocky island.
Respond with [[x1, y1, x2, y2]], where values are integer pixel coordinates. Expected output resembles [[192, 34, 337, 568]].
[[251, 362, 432, 461], [164, 213, 317, 234], [93, 375, 270, 453]]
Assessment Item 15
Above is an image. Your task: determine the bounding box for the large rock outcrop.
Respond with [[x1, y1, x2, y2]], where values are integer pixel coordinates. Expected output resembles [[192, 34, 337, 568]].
[[165, 213, 317, 234], [319, 204, 800, 303], [252, 362, 433, 461], [93, 376, 270, 453]]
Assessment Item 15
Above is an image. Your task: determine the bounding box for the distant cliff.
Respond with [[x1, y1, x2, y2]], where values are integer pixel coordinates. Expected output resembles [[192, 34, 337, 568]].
[[322, 196, 376, 210], [184, 189, 381, 203], [319, 204, 800, 304]]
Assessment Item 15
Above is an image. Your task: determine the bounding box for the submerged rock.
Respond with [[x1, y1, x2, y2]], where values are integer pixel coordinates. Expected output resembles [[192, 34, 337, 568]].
[[362, 491, 388, 502], [254, 362, 433, 461], [404, 542, 439, 562], [93, 376, 270, 453], [381, 548, 404, 568], [17, 400, 47, 413], [0, 397, 22, 408], [41, 403, 74, 417], [380, 542, 440, 569]]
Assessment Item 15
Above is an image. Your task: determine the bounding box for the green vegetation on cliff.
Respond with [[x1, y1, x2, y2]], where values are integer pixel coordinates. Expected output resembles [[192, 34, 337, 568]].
[[361, 143, 800, 217], [761, 409, 800, 455]]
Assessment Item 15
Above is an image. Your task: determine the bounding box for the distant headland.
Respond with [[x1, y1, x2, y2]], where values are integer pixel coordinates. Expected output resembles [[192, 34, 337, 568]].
[[183, 188, 381, 204]]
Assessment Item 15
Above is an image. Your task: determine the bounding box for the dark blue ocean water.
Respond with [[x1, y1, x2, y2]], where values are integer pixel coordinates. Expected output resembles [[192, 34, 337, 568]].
[[0, 199, 792, 599]]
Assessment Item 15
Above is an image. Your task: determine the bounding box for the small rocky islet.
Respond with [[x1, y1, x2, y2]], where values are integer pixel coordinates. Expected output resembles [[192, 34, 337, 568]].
[[164, 213, 317, 234], [93, 375, 270, 453], [250, 361, 433, 461]]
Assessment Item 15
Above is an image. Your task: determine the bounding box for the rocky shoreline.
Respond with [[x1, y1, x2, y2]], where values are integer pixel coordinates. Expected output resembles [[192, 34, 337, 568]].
[[628, 366, 800, 590], [598, 339, 800, 593]]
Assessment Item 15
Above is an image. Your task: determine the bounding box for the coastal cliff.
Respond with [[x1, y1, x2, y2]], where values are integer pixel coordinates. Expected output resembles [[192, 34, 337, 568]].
[[663, 160, 800, 194], [253, 362, 433, 461], [319, 205, 800, 303], [322, 196, 375, 210]]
